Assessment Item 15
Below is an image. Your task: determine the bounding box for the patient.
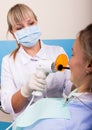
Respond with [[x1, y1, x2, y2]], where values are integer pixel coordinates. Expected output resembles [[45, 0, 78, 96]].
[[13, 23, 92, 130]]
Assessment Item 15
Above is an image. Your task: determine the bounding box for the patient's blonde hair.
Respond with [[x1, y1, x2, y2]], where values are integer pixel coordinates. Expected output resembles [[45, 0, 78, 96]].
[[78, 23, 92, 61]]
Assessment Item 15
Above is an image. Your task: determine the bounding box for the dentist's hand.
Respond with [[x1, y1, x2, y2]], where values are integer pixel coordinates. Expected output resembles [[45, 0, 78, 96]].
[[21, 72, 47, 98]]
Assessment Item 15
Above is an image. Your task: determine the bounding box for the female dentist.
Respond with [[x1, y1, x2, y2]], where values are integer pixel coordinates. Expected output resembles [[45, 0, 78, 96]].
[[1, 3, 72, 121]]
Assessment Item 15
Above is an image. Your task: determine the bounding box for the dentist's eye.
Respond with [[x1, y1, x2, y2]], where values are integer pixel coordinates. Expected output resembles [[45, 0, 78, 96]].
[[16, 27, 23, 30], [28, 21, 35, 26], [30, 22, 34, 25], [15, 25, 23, 30]]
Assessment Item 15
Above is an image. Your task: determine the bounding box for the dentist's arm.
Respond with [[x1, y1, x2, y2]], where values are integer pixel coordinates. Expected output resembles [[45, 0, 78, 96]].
[[12, 73, 46, 113]]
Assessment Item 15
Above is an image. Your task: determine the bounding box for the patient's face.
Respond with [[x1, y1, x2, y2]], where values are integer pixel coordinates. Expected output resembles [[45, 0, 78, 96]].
[[69, 38, 87, 87]]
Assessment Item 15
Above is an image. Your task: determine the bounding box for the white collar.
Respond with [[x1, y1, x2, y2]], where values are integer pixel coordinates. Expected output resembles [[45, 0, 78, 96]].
[[66, 89, 92, 102], [18, 40, 47, 65]]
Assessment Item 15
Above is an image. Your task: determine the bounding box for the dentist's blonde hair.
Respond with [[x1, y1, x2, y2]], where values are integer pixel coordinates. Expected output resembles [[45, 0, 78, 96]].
[[7, 3, 37, 32], [7, 3, 37, 60]]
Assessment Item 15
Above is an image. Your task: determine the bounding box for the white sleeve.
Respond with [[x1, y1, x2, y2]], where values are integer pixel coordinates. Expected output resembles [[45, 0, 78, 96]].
[[1, 56, 16, 114]]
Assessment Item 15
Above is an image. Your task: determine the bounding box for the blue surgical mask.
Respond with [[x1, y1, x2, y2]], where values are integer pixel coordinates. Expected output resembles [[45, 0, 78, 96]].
[[14, 25, 41, 47]]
